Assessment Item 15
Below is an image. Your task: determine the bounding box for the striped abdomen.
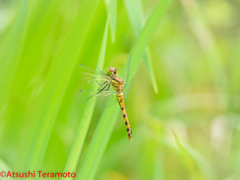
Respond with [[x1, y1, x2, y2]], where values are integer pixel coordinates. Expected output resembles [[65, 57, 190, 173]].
[[116, 92, 132, 141]]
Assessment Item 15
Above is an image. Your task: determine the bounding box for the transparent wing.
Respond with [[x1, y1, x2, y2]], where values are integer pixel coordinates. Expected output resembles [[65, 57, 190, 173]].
[[124, 55, 132, 86], [75, 89, 118, 109], [102, 78, 134, 108], [103, 79, 134, 108], [99, 92, 118, 108], [76, 65, 118, 108], [78, 64, 111, 87], [78, 64, 107, 77], [123, 78, 134, 100], [100, 79, 134, 108]]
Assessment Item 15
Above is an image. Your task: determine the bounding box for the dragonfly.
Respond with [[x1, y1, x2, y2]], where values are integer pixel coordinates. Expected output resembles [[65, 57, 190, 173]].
[[78, 58, 133, 141]]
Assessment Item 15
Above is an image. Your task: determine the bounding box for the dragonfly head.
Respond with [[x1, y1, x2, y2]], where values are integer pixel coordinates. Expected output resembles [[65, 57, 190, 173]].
[[107, 67, 117, 76]]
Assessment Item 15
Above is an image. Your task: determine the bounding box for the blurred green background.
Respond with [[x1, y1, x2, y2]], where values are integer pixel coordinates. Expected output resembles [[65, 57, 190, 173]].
[[0, 0, 240, 179]]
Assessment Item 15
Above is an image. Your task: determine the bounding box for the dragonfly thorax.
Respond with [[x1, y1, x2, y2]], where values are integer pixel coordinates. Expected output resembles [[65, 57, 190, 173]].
[[111, 75, 124, 92], [106, 67, 124, 92]]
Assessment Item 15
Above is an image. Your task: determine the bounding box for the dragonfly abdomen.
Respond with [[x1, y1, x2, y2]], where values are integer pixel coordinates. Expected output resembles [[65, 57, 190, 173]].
[[116, 92, 132, 141]]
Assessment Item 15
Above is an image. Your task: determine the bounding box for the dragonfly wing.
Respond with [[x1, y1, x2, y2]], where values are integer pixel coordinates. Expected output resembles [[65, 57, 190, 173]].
[[123, 55, 132, 85], [96, 79, 134, 109], [95, 84, 118, 108], [103, 92, 118, 108], [79, 64, 107, 76], [123, 78, 134, 100], [76, 82, 118, 109], [78, 64, 110, 86]]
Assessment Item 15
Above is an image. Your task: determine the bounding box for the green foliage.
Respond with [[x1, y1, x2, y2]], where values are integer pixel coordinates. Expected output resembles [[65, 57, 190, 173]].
[[0, 0, 240, 180]]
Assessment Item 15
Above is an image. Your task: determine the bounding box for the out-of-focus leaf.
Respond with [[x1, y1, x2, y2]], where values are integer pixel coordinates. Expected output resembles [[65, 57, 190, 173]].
[[0, 0, 29, 109], [173, 131, 217, 180], [17, 0, 101, 171]]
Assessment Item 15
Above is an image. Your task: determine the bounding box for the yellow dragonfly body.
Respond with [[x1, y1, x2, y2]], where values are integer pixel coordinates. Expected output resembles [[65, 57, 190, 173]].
[[79, 63, 133, 141], [107, 67, 132, 141]]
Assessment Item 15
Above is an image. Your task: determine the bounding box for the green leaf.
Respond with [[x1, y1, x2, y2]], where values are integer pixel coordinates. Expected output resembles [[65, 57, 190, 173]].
[[124, 0, 159, 93], [16, 0, 101, 171], [61, 15, 110, 180], [78, 1, 173, 179], [0, 0, 29, 109]]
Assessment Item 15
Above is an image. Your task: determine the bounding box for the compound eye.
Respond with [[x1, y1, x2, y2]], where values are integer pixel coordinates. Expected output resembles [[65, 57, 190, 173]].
[[114, 71, 116, 75]]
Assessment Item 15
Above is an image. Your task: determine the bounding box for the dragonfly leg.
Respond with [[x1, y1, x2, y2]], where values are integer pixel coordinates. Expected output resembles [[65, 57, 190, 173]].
[[92, 66, 109, 86], [87, 84, 110, 101], [97, 66, 107, 76], [105, 84, 110, 91], [94, 79, 108, 86]]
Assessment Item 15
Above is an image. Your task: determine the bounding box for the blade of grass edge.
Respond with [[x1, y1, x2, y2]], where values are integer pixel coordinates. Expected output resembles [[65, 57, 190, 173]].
[[124, 0, 159, 93], [62, 15, 110, 180], [78, 1, 173, 179], [17, 0, 101, 171], [107, 0, 117, 43]]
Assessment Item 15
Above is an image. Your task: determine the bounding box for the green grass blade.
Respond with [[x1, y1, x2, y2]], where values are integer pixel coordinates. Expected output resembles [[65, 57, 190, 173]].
[[62, 16, 110, 180], [107, 0, 117, 43], [124, 0, 159, 93], [123, 0, 144, 35], [127, 0, 173, 80], [78, 1, 173, 179], [17, 0, 101, 171], [78, 104, 119, 180], [0, 0, 28, 109]]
